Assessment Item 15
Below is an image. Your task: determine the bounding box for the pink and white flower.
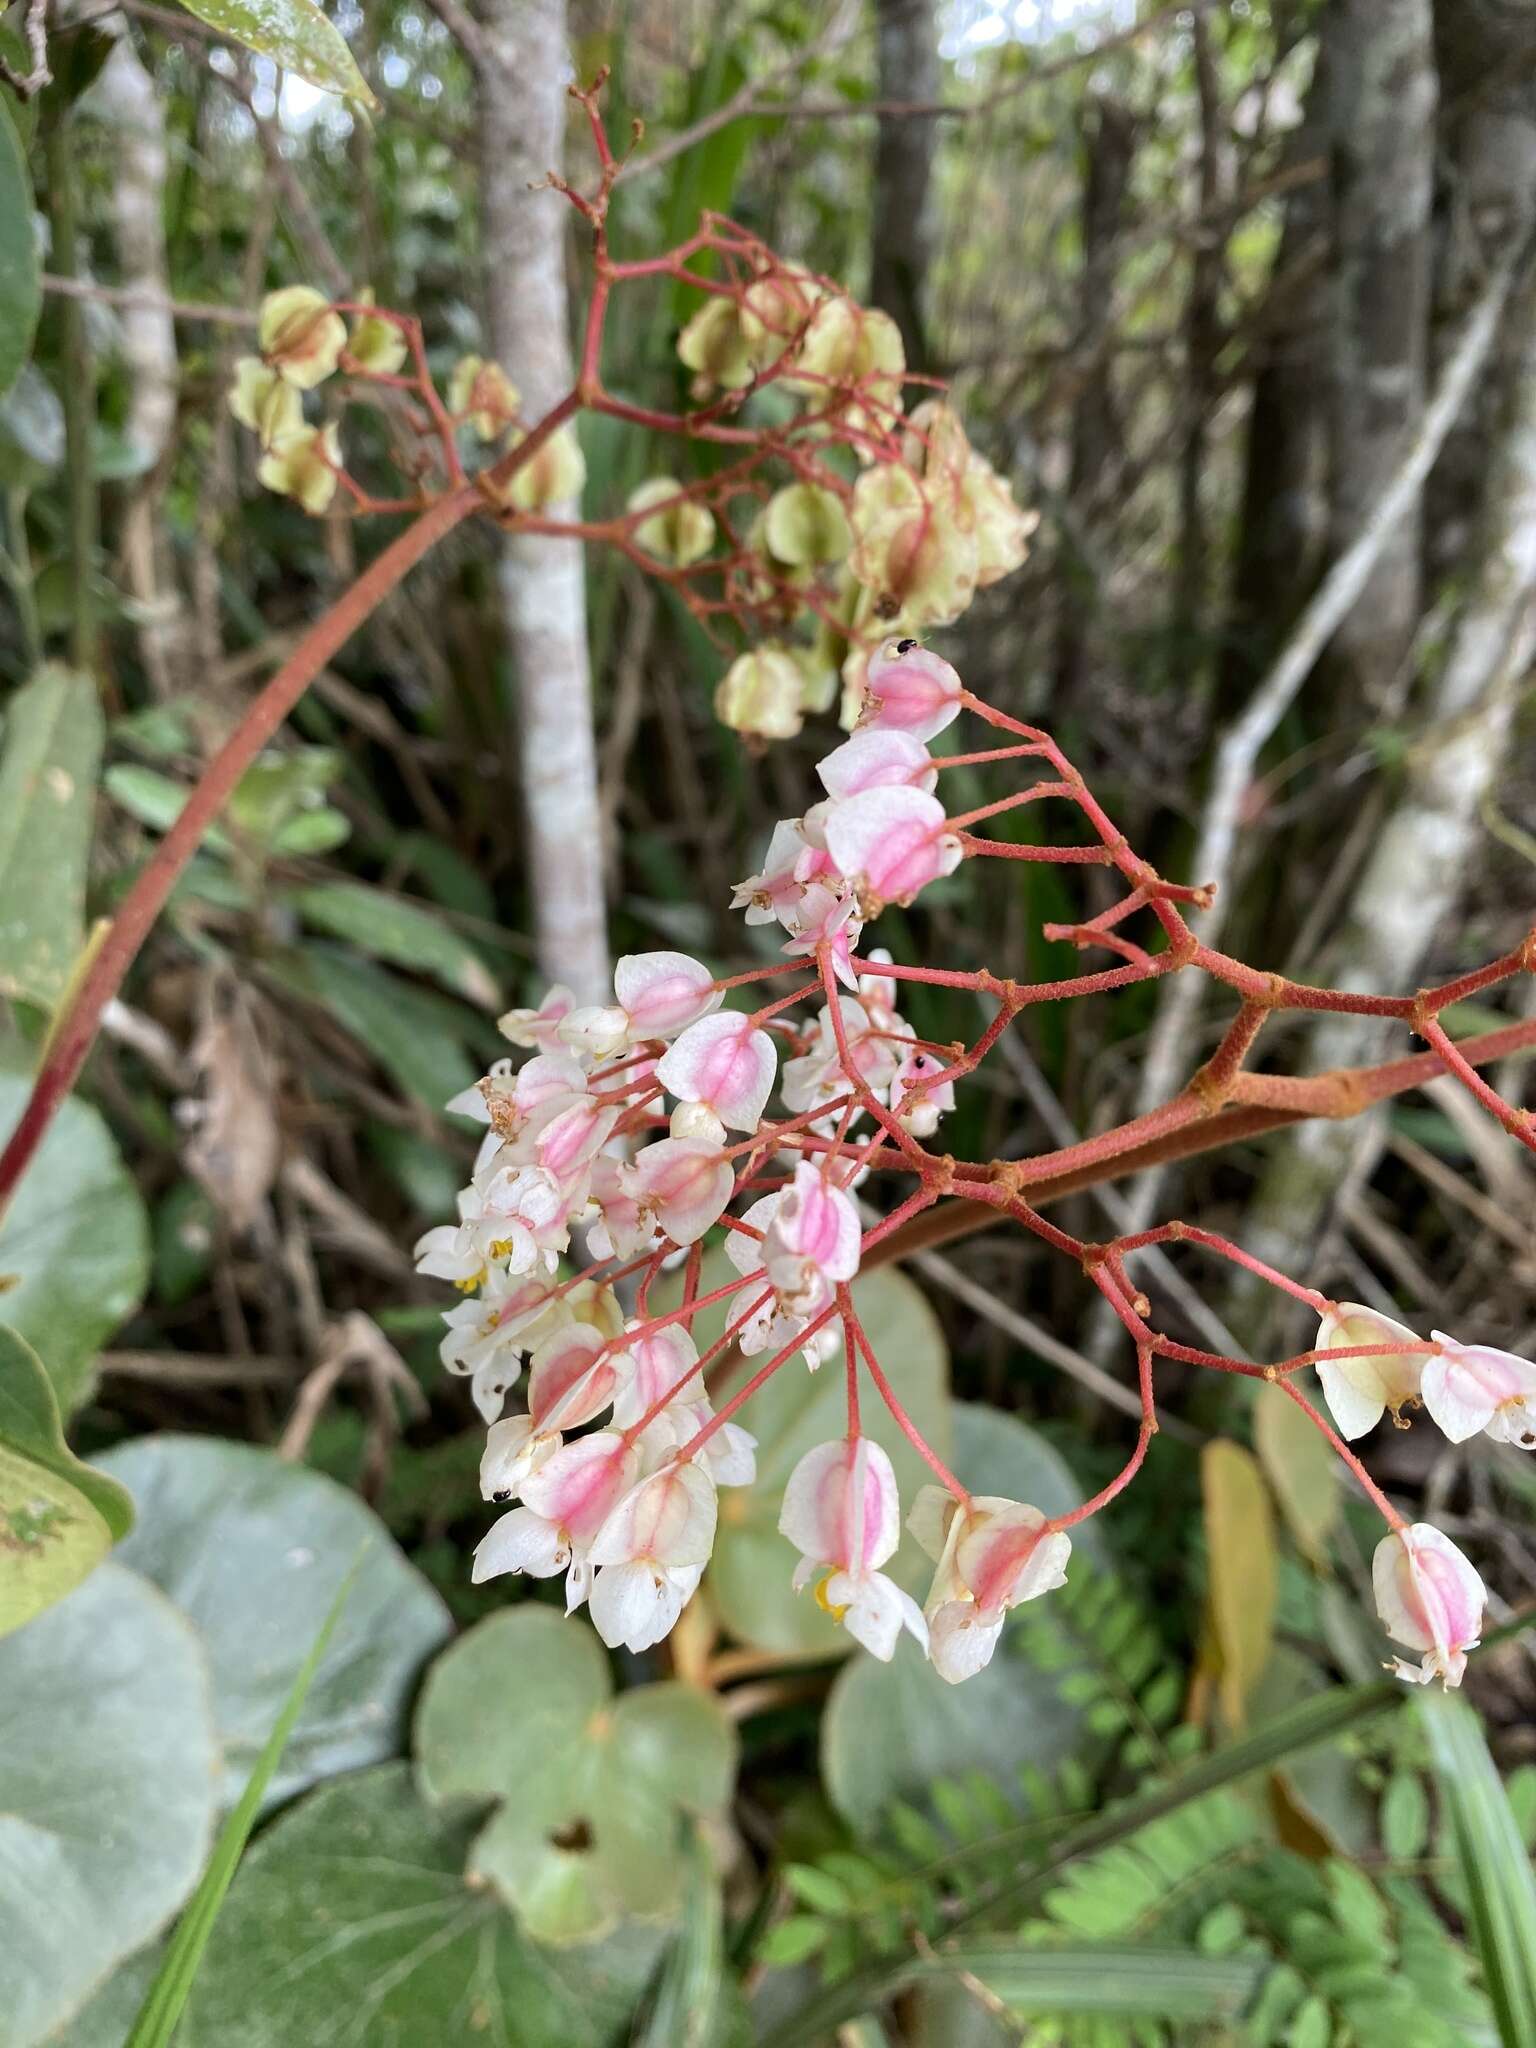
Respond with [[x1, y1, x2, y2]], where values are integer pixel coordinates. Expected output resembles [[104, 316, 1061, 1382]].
[[472, 1430, 638, 1610], [458, 1162, 570, 1270], [626, 1136, 737, 1244], [731, 819, 813, 927], [588, 1461, 719, 1651], [779, 882, 863, 988], [1313, 1301, 1426, 1440], [823, 786, 962, 909], [761, 1161, 862, 1318], [559, 950, 722, 1059], [527, 1323, 628, 1435], [438, 1269, 566, 1379], [909, 1488, 1071, 1683], [498, 983, 575, 1052], [858, 641, 963, 742], [778, 1436, 927, 1659], [1423, 1334, 1536, 1448], [656, 1011, 777, 1132], [479, 1412, 559, 1503], [1373, 1522, 1486, 1688], [890, 1051, 955, 1138], [817, 728, 937, 801]]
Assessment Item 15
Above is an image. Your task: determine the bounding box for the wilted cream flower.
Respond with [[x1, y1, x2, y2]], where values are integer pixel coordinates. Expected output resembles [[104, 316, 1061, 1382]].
[[715, 645, 806, 740], [449, 356, 522, 441], [848, 464, 978, 629], [347, 291, 408, 377], [677, 296, 757, 395], [229, 358, 304, 450], [490, 423, 586, 512], [258, 422, 343, 514], [739, 269, 822, 368], [259, 286, 346, 389], [628, 478, 715, 567], [764, 482, 852, 568]]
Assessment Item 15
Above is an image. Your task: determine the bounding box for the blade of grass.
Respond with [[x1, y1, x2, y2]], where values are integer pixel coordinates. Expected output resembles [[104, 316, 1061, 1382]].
[[1419, 1689, 1536, 2048], [760, 1676, 1400, 2047], [124, 1548, 367, 2048], [633, 1828, 727, 2048]]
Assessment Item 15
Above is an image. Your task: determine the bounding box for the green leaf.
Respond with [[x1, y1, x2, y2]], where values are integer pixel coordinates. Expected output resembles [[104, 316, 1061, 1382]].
[[1255, 1381, 1340, 1569], [415, 1605, 738, 1946], [0, 363, 63, 486], [176, 1763, 664, 2046], [633, 1834, 732, 2048], [291, 881, 501, 1007], [125, 1554, 361, 2048], [262, 945, 482, 1108], [0, 1563, 218, 2047], [0, 1059, 150, 1415], [922, 1942, 1263, 2021], [171, 0, 378, 107], [1419, 1689, 1536, 2048], [0, 98, 39, 401], [656, 1255, 948, 1654], [0, 1323, 132, 1636], [0, 666, 104, 1010], [98, 1434, 452, 1813], [762, 1678, 1402, 2046]]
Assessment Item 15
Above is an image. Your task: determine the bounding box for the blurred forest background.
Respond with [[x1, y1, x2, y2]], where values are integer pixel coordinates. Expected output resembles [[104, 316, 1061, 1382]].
[[3, 1, 1536, 2044]]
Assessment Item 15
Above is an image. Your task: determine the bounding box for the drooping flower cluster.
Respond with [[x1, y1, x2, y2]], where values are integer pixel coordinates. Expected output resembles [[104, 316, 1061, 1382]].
[[412, 639, 1524, 1692]]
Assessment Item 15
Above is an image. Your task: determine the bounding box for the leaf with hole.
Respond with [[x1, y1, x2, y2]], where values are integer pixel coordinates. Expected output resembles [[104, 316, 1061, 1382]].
[[175, 1764, 664, 2047], [415, 1605, 737, 1945]]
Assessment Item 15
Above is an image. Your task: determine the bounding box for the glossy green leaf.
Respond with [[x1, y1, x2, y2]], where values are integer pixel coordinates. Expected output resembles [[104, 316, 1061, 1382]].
[[171, 0, 378, 107], [98, 1434, 452, 1813], [0, 1060, 150, 1415], [0, 363, 63, 486], [657, 1255, 949, 1654], [0, 666, 104, 1010], [0, 1564, 218, 2048], [0, 98, 39, 401], [291, 881, 500, 1007], [415, 1605, 738, 1945], [125, 1556, 361, 2048], [0, 1324, 132, 1636], [177, 1764, 664, 2046], [1420, 1689, 1536, 2048], [821, 1405, 1099, 1835]]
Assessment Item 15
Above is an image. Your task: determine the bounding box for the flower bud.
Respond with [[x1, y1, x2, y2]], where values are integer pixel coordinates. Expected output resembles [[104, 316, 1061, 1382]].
[[1373, 1523, 1485, 1687]]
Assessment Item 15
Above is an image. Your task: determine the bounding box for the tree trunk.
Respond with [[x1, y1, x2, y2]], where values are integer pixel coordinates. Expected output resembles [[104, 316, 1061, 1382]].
[[870, 0, 937, 373], [477, 0, 609, 1003], [96, 28, 189, 699], [1053, 93, 1135, 710], [1322, 0, 1437, 712]]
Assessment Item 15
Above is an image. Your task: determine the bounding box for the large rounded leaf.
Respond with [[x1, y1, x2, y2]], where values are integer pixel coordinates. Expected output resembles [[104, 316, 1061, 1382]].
[[0, 1063, 150, 1416], [415, 1606, 738, 1946], [821, 1403, 1100, 1837], [0, 101, 39, 402], [662, 1256, 950, 1654], [179, 1764, 663, 2048], [0, 1564, 217, 2047], [98, 1435, 452, 1811]]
